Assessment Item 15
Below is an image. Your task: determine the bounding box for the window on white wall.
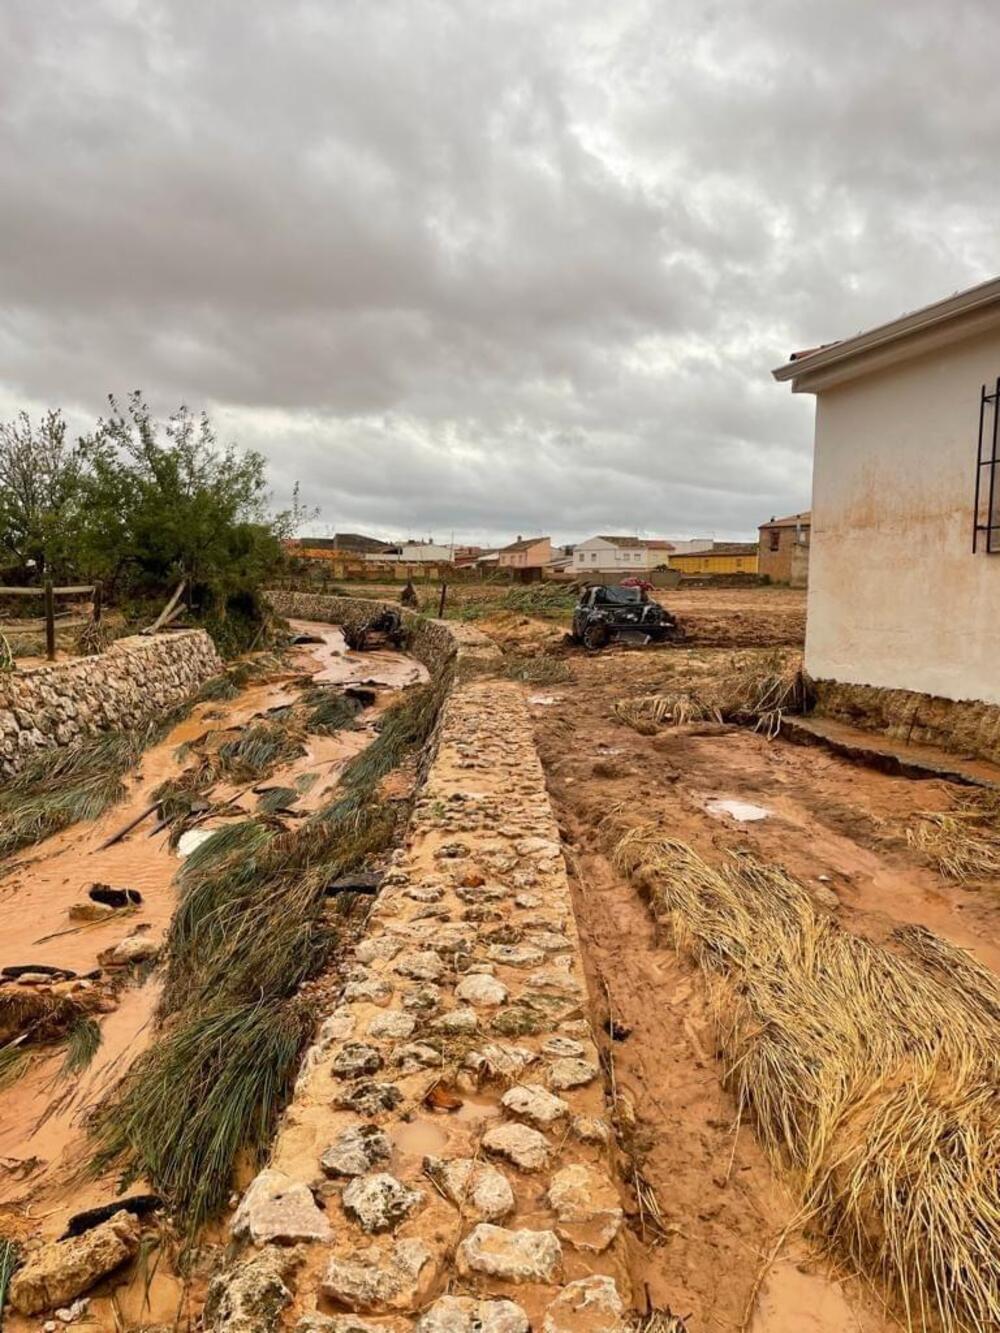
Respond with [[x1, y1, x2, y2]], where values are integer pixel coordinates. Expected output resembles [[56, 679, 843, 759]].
[[975, 378, 1000, 553]]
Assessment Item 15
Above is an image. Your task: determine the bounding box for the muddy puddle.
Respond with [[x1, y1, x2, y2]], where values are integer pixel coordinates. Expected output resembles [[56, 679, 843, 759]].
[[0, 619, 426, 1330]]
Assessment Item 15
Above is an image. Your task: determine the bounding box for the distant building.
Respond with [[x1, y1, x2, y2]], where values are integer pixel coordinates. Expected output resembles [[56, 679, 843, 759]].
[[758, 511, 811, 586], [333, 532, 392, 554], [668, 542, 759, 576], [498, 536, 552, 569], [573, 535, 681, 575], [365, 541, 455, 564]]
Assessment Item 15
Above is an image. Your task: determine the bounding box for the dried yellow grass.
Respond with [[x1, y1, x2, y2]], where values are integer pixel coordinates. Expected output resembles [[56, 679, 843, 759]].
[[611, 825, 1000, 1333], [907, 789, 1000, 882], [614, 650, 810, 739]]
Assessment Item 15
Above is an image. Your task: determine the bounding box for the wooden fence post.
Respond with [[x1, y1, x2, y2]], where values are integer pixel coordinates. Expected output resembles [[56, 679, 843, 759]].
[[44, 580, 56, 660], [438, 582, 447, 618], [92, 580, 103, 623]]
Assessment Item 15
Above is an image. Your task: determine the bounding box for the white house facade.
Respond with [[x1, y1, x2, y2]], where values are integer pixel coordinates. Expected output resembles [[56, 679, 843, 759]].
[[774, 275, 1000, 706], [573, 536, 664, 575]]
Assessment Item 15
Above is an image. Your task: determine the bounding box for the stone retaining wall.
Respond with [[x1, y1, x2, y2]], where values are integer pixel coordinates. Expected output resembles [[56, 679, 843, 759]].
[[209, 618, 629, 1332], [0, 630, 222, 778], [265, 591, 501, 682]]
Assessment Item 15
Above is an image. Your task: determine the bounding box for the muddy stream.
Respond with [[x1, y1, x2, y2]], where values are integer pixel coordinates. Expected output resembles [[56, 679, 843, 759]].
[[0, 622, 426, 1330]]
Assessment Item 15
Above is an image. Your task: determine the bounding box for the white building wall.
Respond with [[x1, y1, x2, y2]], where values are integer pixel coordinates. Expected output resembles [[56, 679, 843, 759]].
[[807, 327, 1000, 704]]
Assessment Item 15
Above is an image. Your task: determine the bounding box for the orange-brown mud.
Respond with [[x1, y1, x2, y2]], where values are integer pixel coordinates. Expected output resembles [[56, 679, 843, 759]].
[[526, 644, 1000, 1333], [0, 620, 425, 1330]]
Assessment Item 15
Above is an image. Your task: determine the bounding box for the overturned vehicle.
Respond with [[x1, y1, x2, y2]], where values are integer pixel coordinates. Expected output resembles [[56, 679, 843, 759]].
[[569, 583, 683, 650], [342, 607, 408, 652]]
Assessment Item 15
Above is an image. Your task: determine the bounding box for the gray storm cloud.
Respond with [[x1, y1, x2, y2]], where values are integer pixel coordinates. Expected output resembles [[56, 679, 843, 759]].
[[1, 0, 998, 543]]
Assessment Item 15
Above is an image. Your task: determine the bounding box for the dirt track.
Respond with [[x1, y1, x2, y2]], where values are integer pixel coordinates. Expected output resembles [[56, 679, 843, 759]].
[[525, 643, 999, 1332]]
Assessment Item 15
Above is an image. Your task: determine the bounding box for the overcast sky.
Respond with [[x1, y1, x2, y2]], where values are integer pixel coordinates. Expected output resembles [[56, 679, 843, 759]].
[[2, 2, 998, 545]]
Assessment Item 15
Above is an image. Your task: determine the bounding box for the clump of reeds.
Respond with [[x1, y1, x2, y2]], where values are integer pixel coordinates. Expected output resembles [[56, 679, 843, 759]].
[[0, 730, 145, 859], [300, 684, 364, 733], [614, 650, 810, 738], [610, 823, 1000, 1332], [0, 1237, 20, 1316], [59, 1015, 102, 1077], [907, 789, 1000, 882], [91, 999, 309, 1233], [502, 653, 571, 685]]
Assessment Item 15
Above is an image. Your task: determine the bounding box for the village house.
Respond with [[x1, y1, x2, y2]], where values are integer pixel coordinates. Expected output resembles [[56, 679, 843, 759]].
[[758, 510, 811, 586], [668, 542, 759, 577], [774, 274, 1000, 755], [573, 535, 685, 575], [498, 536, 552, 570]]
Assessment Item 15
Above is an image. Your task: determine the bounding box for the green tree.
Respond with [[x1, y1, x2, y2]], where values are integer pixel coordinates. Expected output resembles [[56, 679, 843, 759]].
[[77, 393, 286, 602], [0, 409, 84, 576]]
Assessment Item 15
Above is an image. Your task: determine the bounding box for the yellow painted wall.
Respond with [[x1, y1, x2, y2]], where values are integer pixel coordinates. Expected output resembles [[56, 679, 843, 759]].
[[669, 552, 759, 575]]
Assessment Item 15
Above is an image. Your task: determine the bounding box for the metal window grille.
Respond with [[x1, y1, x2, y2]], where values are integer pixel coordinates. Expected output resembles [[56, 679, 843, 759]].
[[974, 377, 1000, 553]]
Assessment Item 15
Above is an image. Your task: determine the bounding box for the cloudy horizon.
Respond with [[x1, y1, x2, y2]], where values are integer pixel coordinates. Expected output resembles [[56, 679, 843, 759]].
[[2, 1, 998, 547]]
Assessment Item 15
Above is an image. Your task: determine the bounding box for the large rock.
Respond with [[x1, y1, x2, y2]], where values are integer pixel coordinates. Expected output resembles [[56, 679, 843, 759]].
[[204, 1246, 299, 1332], [231, 1169, 332, 1245], [333, 1081, 403, 1118], [110, 933, 160, 965], [548, 1057, 599, 1090], [368, 1010, 416, 1040], [546, 1165, 623, 1252], [456, 1224, 562, 1284], [321, 1238, 435, 1313], [416, 1295, 529, 1333], [9, 1212, 140, 1314], [394, 951, 445, 982], [542, 1276, 626, 1333], [321, 1124, 392, 1178], [341, 1173, 423, 1233], [332, 1043, 384, 1077], [455, 973, 508, 1007], [501, 1083, 569, 1127], [481, 1121, 550, 1172], [423, 1157, 515, 1221], [430, 1007, 479, 1035]]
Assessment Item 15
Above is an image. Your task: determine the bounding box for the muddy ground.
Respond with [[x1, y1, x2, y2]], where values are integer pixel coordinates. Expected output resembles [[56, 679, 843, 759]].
[[520, 634, 999, 1333], [335, 581, 808, 650]]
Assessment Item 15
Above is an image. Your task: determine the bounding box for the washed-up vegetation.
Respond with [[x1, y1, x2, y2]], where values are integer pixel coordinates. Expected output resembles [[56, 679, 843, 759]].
[[502, 652, 572, 685], [613, 649, 809, 738], [907, 788, 1000, 882], [0, 729, 154, 860], [448, 583, 577, 622], [0, 1237, 19, 1321], [609, 823, 1000, 1333], [92, 675, 448, 1233]]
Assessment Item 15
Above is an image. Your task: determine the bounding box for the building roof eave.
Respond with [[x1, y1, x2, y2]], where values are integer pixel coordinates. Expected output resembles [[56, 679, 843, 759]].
[[772, 274, 1000, 392]]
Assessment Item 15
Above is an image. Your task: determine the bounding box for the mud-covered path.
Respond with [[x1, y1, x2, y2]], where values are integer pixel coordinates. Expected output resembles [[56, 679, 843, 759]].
[[527, 647, 1000, 1333]]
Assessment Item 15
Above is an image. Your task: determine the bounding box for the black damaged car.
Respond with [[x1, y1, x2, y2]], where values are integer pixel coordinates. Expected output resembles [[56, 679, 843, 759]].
[[568, 583, 683, 650]]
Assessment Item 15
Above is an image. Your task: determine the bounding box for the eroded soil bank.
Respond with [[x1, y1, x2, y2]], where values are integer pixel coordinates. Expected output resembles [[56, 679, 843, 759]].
[[525, 644, 1000, 1333], [0, 621, 427, 1330]]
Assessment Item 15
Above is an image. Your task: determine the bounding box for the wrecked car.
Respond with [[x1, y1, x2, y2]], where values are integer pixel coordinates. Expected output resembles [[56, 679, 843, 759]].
[[568, 583, 682, 650], [342, 608, 407, 652]]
